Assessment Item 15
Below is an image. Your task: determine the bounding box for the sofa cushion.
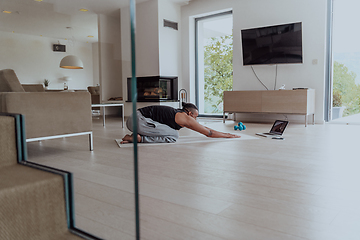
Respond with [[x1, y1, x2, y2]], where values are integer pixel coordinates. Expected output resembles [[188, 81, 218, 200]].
[[22, 84, 45, 92], [0, 69, 25, 92]]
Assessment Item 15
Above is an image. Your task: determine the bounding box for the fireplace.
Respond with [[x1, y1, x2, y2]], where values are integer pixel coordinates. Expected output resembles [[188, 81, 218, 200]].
[[127, 76, 178, 102]]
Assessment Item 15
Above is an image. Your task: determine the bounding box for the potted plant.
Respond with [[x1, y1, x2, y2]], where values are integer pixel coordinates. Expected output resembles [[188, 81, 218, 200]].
[[43, 79, 50, 89], [332, 90, 345, 120]]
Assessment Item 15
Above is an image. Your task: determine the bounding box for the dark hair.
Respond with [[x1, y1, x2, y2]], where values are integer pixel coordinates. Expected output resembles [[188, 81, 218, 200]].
[[182, 102, 198, 113]]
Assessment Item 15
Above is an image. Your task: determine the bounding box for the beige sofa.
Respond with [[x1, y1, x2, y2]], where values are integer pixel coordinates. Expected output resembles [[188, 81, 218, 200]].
[[0, 69, 93, 150]]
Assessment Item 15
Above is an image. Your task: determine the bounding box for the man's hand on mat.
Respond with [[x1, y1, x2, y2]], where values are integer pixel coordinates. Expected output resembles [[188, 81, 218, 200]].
[[224, 133, 241, 138], [120, 134, 142, 144], [203, 127, 241, 139]]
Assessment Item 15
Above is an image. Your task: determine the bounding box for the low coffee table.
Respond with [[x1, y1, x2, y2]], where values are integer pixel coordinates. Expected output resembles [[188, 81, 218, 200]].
[[91, 102, 124, 128]]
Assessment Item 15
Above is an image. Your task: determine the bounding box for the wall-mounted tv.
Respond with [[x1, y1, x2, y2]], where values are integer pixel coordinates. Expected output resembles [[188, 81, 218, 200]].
[[241, 22, 303, 65]]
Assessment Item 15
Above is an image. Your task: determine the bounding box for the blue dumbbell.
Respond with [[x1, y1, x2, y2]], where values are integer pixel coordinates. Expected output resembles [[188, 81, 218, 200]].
[[234, 124, 245, 131], [234, 122, 246, 131]]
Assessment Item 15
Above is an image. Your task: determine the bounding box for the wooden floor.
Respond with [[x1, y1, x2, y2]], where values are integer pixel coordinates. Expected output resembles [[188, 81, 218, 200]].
[[331, 112, 360, 125], [27, 116, 360, 240]]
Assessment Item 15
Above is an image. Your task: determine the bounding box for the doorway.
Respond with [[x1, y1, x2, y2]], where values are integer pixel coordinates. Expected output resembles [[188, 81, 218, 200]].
[[195, 11, 233, 116], [331, 0, 360, 124]]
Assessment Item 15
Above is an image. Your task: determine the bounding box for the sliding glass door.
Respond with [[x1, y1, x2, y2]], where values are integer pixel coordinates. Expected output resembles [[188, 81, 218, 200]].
[[195, 11, 233, 116], [331, 0, 360, 122]]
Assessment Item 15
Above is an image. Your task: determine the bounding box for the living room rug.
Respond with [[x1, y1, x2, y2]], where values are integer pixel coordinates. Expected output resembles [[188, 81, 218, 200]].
[[115, 133, 258, 148]]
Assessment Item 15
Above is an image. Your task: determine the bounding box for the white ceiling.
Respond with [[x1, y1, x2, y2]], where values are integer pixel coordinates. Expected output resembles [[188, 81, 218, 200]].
[[0, 0, 191, 43]]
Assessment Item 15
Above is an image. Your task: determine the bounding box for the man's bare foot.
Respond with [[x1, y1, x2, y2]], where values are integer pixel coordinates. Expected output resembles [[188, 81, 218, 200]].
[[120, 134, 142, 144], [120, 134, 132, 144]]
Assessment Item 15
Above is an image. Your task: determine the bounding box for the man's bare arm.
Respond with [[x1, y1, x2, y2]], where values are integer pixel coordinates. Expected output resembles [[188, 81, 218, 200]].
[[175, 112, 240, 138], [203, 126, 240, 138]]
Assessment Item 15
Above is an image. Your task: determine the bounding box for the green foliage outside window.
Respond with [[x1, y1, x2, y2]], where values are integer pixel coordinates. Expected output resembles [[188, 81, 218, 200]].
[[333, 61, 360, 116], [203, 34, 233, 113]]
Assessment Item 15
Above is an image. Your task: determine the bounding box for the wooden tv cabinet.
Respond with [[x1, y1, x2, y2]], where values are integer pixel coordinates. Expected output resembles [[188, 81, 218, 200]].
[[223, 89, 315, 126]]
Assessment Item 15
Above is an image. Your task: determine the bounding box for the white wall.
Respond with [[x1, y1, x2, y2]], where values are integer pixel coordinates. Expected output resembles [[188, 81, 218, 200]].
[[181, 0, 328, 123], [121, 0, 181, 79], [158, 0, 181, 77], [120, 6, 131, 107], [121, 0, 160, 116], [98, 14, 122, 103], [135, 0, 160, 77], [0, 31, 94, 90], [92, 42, 100, 86]]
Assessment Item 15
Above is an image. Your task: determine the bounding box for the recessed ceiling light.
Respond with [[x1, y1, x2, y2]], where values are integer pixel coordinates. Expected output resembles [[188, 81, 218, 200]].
[[79, 8, 88, 12], [2, 10, 12, 14], [87, 35, 94, 38]]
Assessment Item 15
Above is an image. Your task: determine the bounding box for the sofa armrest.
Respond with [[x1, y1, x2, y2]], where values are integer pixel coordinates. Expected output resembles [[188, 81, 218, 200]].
[[0, 92, 92, 139]]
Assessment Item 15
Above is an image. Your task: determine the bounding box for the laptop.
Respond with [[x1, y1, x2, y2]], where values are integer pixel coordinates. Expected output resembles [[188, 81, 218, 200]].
[[256, 120, 289, 138]]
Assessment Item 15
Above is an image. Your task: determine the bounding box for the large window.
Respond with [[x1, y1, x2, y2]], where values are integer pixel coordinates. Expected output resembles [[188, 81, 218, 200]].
[[331, 0, 360, 122], [195, 11, 233, 115]]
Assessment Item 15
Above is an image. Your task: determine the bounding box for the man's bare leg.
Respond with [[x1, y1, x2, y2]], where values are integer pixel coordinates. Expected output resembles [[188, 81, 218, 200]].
[[120, 134, 141, 144]]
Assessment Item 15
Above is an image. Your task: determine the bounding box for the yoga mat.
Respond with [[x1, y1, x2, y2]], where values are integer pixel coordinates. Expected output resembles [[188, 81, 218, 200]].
[[115, 133, 258, 148]]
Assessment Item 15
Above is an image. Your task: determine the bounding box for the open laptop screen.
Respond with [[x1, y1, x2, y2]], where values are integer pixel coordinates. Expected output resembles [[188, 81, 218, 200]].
[[269, 120, 289, 135]]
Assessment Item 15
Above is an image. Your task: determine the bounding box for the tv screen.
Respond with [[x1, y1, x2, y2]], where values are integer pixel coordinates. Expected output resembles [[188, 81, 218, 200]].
[[241, 22, 303, 65]]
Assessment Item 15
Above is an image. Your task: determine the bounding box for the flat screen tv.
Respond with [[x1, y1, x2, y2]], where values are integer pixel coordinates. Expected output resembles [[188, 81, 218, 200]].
[[241, 22, 303, 65]]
